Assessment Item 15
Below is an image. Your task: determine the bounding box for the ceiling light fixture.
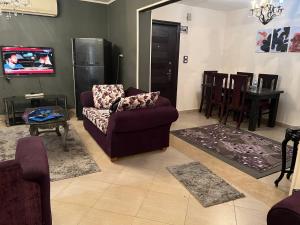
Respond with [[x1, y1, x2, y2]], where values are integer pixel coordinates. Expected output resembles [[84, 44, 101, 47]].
[[250, 0, 284, 25], [0, 0, 30, 20]]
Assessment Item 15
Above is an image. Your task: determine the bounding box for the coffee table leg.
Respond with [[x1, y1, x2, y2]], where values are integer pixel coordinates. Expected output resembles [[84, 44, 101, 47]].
[[63, 123, 69, 151], [56, 127, 61, 136], [29, 126, 39, 136]]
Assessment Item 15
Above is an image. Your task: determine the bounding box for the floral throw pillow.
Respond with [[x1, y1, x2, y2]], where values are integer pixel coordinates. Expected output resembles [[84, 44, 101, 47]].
[[116, 91, 160, 112], [92, 84, 125, 109]]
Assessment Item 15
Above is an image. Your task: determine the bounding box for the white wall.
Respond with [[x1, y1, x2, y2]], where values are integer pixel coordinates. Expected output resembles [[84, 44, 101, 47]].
[[153, 1, 300, 126], [152, 3, 227, 111], [222, 1, 300, 126]]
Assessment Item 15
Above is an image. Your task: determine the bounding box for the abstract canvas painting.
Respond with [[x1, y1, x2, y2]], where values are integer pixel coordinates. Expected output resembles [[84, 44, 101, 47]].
[[289, 27, 300, 52], [271, 27, 291, 53], [256, 29, 272, 53]]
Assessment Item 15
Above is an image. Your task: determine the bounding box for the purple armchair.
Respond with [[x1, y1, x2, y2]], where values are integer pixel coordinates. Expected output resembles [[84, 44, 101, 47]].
[[0, 137, 51, 225], [267, 191, 300, 225], [80, 87, 179, 160]]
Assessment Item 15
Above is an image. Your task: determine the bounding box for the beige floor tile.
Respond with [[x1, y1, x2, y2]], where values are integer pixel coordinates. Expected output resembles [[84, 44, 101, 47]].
[[185, 197, 236, 225], [78, 208, 134, 225], [137, 191, 188, 225], [149, 171, 189, 197], [234, 194, 270, 212], [78, 171, 120, 184], [54, 178, 110, 207], [93, 184, 148, 216], [235, 206, 268, 225], [47, 110, 288, 225], [112, 169, 154, 190], [260, 171, 292, 193], [51, 179, 73, 199], [148, 181, 189, 198], [132, 218, 168, 225], [51, 201, 90, 225]]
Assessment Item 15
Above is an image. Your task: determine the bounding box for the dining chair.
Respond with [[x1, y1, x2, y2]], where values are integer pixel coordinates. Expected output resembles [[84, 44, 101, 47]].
[[223, 74, 249, 129], [207, 73, 228, 121], [257, 74, 278, 90], [199, 70, 217, 113], [257, 74, 279, 127], [237, 72, 254, 86]]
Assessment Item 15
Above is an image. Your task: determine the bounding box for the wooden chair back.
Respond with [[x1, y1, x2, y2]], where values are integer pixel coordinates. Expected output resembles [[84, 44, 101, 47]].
[[212, 73, 228, 104], [228, 74, 249, 109], [237, 72, 254, 86], [257, 74, 278, 90], [203, 70, 217, 85]]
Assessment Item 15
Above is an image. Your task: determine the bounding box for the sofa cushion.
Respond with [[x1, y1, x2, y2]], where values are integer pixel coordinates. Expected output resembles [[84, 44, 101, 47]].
[[116, 92, 160, 112], [92, 84, 125, 109], [83, 108, 110, 134]]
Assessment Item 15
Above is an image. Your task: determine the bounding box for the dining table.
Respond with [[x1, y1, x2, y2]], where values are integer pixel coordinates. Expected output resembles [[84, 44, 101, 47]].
[[246, 88, 284, 131], [201, 83, 284, 131]]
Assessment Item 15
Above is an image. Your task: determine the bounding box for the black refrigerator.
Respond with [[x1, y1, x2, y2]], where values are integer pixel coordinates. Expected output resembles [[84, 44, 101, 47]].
[[72, 38, 112, 119]]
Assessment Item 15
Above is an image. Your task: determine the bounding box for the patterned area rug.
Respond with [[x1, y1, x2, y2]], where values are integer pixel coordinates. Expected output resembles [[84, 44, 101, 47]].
[[168, 162, 245, 207], [172, 124, 291, 179], [0, 124, 100, 181]]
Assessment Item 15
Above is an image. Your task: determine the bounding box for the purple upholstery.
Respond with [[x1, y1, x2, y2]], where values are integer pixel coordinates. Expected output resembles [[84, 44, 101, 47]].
[[80, 90, 94, 108], [0, 137, 51, 225], [81, 87, 178, 159], [125, 87, 171, 107], [267, 192, 300, 225]]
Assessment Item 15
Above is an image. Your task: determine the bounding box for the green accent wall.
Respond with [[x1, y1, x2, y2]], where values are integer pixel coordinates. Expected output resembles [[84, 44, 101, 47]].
[[0, 0, 108, 112], [138, 10, 152, 91]]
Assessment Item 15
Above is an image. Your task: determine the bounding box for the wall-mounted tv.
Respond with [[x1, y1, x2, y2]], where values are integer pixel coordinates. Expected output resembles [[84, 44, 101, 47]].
[[1, 47, 55, 75]]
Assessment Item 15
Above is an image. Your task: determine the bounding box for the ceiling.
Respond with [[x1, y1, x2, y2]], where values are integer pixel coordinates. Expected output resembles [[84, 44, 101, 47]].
[[179, 0, 250, 11]]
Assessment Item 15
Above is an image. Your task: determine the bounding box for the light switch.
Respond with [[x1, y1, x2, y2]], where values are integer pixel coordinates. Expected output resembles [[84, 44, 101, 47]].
[[183, 56, 188, 64]]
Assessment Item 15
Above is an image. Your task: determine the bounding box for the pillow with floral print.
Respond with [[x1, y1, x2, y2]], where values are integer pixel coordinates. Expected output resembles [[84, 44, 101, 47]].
[[116, 91, 160, 112], [92, 84, 125, 109]]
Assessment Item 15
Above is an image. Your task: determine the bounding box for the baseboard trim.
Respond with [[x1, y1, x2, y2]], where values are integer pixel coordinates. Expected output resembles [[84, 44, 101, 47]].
[[179, 110, 292, 128], [178, 109, 199, 113]]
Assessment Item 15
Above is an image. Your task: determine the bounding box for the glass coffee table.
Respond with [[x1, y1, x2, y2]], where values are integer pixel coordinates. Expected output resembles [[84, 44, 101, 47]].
[[23, 106, 69, 150]]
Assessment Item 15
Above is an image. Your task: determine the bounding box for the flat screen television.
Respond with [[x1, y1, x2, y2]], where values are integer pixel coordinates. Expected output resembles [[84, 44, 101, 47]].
[[1, 47, 55, 75]]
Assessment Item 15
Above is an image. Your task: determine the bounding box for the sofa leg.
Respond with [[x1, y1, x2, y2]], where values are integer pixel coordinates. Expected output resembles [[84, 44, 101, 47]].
[[110, 157, 118, 162], [162, 147, 168, 151]]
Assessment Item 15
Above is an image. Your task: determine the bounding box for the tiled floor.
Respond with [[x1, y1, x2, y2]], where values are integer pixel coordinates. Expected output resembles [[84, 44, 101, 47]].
[[47, 111, 291, 225]]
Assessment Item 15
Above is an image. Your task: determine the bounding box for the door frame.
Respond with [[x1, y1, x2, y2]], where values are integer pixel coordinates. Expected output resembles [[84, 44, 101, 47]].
[[136, 0, 181, 89], [151, 19, 181, 107]]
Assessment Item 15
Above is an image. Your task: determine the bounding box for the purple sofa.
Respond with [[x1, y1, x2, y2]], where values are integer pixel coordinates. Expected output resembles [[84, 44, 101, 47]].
[[0, 137, 51, 225], [267, 191, 300, 225], [80, 87, 179, 160]]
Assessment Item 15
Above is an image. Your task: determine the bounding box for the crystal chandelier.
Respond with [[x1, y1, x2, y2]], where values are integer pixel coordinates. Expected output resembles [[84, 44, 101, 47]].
[[250, 0, 284, 25], [0, 0, 30, 20]]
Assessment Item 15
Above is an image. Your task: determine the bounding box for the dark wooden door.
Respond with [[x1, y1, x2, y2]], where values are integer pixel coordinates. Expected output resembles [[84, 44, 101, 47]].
[[151, 20, 180, 107]]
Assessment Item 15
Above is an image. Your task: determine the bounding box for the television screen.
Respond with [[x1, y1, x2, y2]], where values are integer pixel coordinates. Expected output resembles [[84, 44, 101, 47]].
[[1, 47, 55, 75]]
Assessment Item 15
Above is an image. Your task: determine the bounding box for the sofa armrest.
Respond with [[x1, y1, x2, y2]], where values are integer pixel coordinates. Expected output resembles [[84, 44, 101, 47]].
[[108, 106, 178, 133], [15, 137, 49, 181], [15, 136, 52, 225], [267, 191, 300, 225], [80, 91, 94, 108]]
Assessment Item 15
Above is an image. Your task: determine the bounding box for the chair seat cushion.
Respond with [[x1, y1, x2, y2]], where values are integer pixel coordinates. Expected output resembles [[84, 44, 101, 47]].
[[116, 92, 160, 112], [83, 108, 110, 134], [92, 84, 125, 109]]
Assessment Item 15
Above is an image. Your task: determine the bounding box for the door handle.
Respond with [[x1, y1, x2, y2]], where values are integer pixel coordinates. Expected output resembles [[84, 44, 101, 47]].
[[166, 69, 172, 81]]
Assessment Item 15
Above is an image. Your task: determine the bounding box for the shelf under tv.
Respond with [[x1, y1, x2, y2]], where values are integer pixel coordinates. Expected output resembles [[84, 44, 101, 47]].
[[3, 94, 67, 126]]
